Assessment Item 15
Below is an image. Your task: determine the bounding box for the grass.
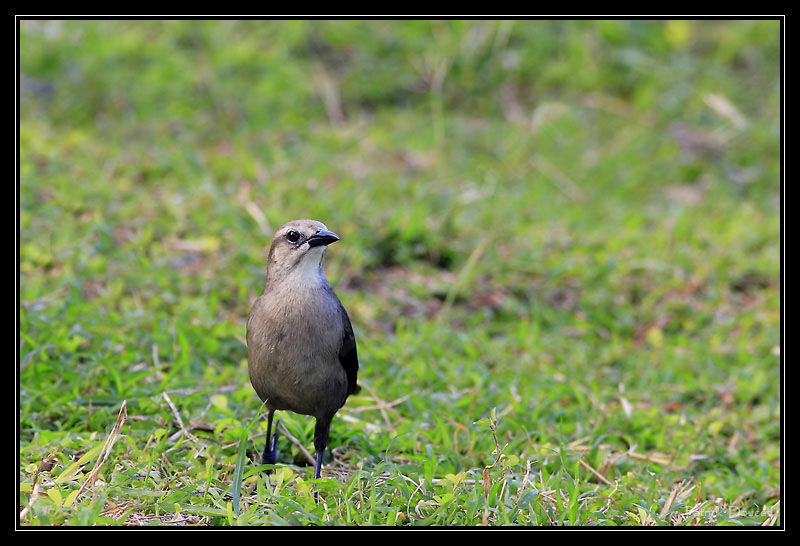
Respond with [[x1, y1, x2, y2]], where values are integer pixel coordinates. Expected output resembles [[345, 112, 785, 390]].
[[18, 19, 781, 526]]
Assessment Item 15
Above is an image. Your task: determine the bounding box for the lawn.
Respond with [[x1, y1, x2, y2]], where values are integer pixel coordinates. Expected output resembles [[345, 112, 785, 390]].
[[18, 19, 781, 526]]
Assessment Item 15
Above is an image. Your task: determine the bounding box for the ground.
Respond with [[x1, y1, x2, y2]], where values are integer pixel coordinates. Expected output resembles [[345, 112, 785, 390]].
[[19, 19, 781, 526]]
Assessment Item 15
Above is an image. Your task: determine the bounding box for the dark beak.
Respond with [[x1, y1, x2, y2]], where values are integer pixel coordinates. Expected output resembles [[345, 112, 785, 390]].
[[306, 229, 340, 248]]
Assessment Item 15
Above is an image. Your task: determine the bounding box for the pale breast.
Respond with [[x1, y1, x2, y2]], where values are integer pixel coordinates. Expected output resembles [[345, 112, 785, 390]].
[[247, 284, 348, 418]]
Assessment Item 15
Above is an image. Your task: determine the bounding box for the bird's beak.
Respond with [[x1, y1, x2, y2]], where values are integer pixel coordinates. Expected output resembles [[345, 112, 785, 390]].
[[306, 229, 341, 248]]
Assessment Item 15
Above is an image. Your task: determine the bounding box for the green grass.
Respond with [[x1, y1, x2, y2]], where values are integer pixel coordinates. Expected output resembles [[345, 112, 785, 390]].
[[18, 19, 781, 526]]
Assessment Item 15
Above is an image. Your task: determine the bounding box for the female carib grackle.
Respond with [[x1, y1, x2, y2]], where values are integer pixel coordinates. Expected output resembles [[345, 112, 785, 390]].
[[247, 220, 360, 501]]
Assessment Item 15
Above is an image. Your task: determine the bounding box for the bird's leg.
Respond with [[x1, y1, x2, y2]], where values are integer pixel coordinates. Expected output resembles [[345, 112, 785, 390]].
[[270, 422, 279, 458], [314, 450, 325, 480], [312, 449, 325, 504], [262, 409, 278, 471], [312, 415, 333, 503]]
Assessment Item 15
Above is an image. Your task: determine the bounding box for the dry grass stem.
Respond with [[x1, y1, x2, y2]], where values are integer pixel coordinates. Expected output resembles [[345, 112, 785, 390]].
[[72, 400, 128, 505], [277, 421, 316, 466], [162, 392, 199, 443], [579, 458, 613, 486]]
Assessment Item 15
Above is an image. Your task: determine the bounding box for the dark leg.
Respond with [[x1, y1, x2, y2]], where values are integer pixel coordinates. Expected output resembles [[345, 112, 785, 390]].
[[262, 409, 278, 471], [312, 414, 333, 503], [314, 450, 325, 480]]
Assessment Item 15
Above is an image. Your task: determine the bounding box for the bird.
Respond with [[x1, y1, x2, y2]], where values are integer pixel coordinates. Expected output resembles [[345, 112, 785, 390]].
[[246, 219, 360, 500]]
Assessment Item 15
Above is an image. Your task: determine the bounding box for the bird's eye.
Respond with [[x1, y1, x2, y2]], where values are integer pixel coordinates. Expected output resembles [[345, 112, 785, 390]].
[[286, 230, 301, 243]]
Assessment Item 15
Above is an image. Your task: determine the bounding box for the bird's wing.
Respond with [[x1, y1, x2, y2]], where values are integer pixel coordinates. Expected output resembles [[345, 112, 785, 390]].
[[337, 301, 361, 396]]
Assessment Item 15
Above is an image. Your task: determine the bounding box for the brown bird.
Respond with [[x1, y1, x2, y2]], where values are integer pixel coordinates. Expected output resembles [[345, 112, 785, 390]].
[[246, 219, 360, 498]]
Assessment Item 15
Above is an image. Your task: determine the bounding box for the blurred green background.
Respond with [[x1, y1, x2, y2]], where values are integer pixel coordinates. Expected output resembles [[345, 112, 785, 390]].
[[19, 20, 780, 526]]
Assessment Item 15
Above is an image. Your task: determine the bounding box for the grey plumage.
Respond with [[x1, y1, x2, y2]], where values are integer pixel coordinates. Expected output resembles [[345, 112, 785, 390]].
[[246, 219, 360, 493]]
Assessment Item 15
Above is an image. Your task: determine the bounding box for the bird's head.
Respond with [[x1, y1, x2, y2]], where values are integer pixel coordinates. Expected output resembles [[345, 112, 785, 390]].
[[266, 219, 340, 283]]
